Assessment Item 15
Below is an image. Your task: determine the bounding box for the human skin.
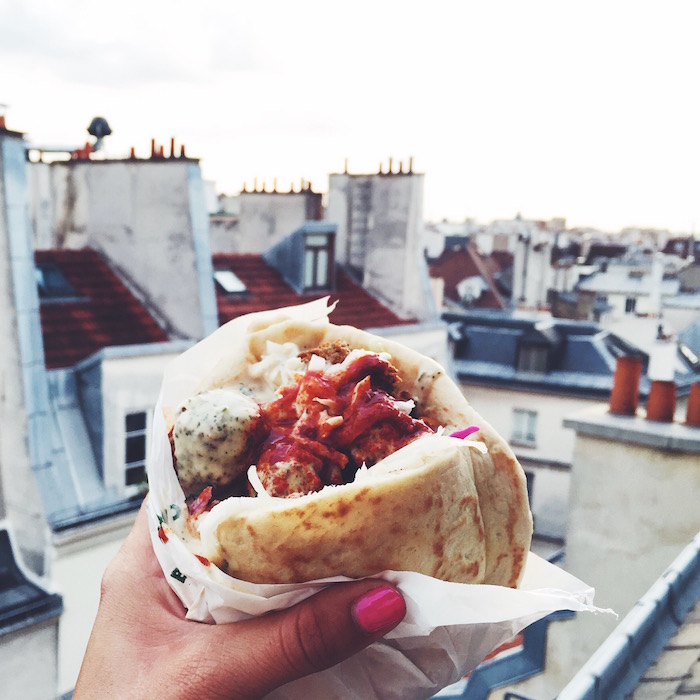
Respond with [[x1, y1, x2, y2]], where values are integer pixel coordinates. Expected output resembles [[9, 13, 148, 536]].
[[74, 500, 406, 700]]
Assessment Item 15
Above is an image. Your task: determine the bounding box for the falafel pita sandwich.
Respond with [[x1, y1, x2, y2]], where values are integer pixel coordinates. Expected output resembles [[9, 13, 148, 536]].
[[147, 298, 608, 699]]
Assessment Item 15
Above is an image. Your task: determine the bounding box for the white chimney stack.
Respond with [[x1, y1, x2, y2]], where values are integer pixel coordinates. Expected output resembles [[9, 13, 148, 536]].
[[648, 330, 676, 382]]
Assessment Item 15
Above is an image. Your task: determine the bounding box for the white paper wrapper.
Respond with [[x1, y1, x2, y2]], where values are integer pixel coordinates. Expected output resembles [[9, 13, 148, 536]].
[[146, 299, 608, 700]]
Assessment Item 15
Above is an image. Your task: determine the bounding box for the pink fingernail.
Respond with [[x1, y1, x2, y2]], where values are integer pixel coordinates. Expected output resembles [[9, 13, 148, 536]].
[[352, 586, 406, 635]]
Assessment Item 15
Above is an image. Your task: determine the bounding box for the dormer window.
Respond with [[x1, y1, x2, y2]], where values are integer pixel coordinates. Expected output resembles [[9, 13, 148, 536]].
[[517, 344, 548, 373], [214, 269, 247, 294], [303, 233, 334, 290]]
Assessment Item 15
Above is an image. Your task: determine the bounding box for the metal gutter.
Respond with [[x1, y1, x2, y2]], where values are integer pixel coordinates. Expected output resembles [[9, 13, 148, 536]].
[[558, 531, 700, 699]]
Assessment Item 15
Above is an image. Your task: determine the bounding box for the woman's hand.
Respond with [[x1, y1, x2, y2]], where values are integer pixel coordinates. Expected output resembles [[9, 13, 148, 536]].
[[74, 499, 406, 700]]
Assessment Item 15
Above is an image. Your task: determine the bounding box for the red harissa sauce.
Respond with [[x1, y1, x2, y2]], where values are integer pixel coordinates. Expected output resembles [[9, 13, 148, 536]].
[[254, 353, 433, 497]]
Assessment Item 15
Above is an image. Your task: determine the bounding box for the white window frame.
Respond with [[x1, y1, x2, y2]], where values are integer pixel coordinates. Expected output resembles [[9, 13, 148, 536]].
[[511, 408, 538, 447], [303, 233, 333, 290], [125, 410, 149, 488]]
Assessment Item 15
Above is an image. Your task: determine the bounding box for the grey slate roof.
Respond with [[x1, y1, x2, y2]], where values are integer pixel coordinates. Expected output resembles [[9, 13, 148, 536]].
[[444, 311, 699, 398], [680, 321, 700, 357], [39, 368, 142, 531]]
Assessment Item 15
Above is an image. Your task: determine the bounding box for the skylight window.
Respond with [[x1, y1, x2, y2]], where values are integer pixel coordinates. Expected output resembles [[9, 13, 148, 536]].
[[35, 262, 79, 302], [214, 270, 247, 294]]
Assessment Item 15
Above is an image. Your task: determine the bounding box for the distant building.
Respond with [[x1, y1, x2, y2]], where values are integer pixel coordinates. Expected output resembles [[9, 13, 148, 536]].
[[576, 254, 676, 320], [427, 239, 510, 312], [1, 124, 209, 697], [213, 221, 454, 369], [499, 365, 700, 698], [3, 123, 459, 697], [663, 234, 700, 264], [443, 310, 698, 546], [573, 253, 700, 355], [27, 139, 218, 341], [210, 182, 323, 254]]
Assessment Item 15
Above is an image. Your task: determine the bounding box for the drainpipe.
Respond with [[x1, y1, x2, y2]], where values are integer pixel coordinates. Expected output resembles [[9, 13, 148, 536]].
[[519, 233, 530, 304]]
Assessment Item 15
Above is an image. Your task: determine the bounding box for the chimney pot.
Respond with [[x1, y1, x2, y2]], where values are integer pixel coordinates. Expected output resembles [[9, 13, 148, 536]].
[[609, 355, 642, 416], [151, 138, 156, 157], [170, 137, 175, 158], [180, 144, 186, 157], [646, 380, 676, 422], [686, 382, 700, 427]]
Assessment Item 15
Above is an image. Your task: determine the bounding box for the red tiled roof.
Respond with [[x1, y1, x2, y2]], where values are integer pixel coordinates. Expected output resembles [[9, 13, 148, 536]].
[[428, 243, 507, 309], [35, 248, 169, 369], [214, 254, 414, 330], [489, 249, 514, 272]]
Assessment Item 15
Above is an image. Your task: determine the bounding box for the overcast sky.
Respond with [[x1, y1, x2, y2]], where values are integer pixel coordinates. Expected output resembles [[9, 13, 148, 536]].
[[2, 0, 699, 232]]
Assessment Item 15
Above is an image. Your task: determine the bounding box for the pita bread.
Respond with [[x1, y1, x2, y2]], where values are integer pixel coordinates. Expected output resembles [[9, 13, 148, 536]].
[[199, 435, 487, 584], [175, 313, 533, 588]]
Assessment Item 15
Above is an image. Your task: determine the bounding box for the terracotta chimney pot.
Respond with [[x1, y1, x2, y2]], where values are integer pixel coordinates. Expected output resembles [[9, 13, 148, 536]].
[[609, 355, 642, 416], [686, 382, 700, 428], [646, 380, 676, 423]]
